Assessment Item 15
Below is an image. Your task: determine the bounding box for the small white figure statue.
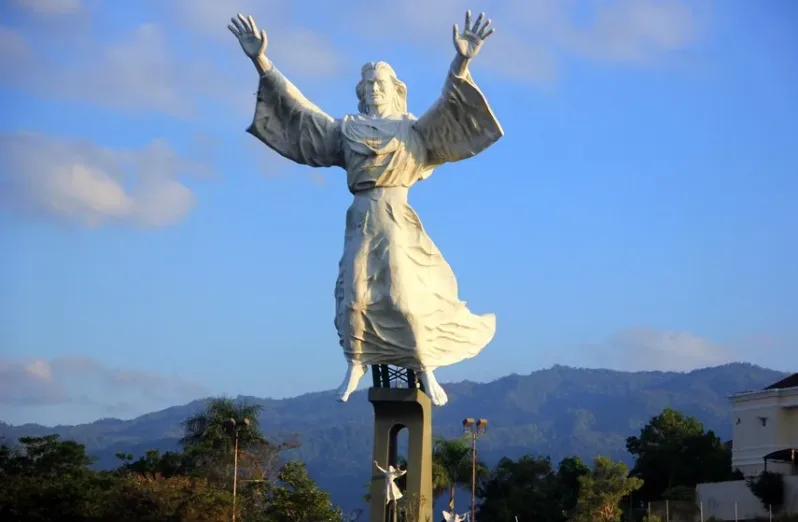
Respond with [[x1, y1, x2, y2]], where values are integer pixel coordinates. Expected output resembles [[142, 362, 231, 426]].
[[229, 10, 502, 407], [442, 511, 469, 522], [374, 460, 407, 504]]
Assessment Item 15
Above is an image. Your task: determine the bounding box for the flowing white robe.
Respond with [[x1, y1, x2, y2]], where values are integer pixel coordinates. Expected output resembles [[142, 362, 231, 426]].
[[247, 65, 503, 371]]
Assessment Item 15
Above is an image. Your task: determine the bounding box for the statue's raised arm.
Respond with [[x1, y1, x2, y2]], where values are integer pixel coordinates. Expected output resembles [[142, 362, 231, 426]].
[[414, 11, 504, 168], [228, 14, 344, 168]]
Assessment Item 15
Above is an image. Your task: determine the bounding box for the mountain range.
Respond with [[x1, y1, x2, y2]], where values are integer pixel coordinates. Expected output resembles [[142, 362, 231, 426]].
[[0, 363, 786, 511]]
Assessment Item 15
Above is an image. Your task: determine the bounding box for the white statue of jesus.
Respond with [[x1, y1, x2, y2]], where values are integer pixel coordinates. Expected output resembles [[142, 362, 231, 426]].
[[229, 10, 503, 406], [374, 460, 407, 504]]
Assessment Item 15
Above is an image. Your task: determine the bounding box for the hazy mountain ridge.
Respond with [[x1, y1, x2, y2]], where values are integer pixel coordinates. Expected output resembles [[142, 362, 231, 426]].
[[0, 363, 786, 510]]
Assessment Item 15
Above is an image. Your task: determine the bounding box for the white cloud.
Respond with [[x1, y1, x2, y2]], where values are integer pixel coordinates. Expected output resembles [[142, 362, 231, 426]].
[[0, 1, 339, 116], [1, 0, 702, 115], [0, 23, 234, 117], [346, 0, 702, 83], [596, 328, 734, 372], [0, 356, 207, 413], [0, 132, 204, 227], [160, 0, 343, 78]]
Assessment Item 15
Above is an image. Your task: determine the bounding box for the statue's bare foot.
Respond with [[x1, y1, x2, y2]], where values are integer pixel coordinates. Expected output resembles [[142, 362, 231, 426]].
[[336, 363, 367, 402], [419, 369, 448, 406]]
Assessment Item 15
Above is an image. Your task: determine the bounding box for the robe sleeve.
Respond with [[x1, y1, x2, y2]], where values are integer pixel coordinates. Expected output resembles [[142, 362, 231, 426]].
[[413, 69, 504, 168], [246, 66, 344, 168]]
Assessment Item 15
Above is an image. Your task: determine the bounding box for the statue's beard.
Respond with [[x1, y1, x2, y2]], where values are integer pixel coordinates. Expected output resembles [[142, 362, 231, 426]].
[[365, 99, 400, 117]]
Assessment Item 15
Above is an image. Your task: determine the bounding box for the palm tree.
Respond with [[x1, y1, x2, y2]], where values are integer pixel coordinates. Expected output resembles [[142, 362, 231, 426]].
[[180, 397, 265, 450], [432, 436, 488, 514], [180, 397, 266, 481]]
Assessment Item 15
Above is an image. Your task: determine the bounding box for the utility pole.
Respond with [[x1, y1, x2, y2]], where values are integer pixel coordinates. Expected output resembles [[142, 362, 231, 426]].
[[462, 418, 488, 522], [227, 417, 250, 522]]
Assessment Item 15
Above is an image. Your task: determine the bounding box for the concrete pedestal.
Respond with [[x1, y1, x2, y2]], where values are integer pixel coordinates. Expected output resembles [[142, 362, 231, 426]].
[[369, 387, 433, 522]]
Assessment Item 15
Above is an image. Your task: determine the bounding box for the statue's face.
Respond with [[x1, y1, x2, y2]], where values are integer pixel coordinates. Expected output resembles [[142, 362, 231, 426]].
[[362, 68, 396, 112]]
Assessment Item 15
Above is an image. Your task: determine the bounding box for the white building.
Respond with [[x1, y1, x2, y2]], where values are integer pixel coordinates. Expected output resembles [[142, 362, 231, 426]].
[[730, 373, 798, 476], [697, 373, 798, 519]]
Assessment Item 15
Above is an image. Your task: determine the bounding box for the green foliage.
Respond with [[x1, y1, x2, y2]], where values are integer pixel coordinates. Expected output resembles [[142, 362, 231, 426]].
[[180, 397, 266, 452], [0, 397, 339, 522], [180, 397, 299, 489], [99, 474, 233, 522], [263, 461, 343, 522], [0, 435, 113, 522], [116, 449, 193, 477], [476, 455, 564, 522], [746, 470, 785, 512], [474, 454, 641, 522], [556, 456, 590, 513], [432, 435, 488, 511], [6, 434, 95, 475], [626, 407, 734, 501], [570, 456, 643, 522]]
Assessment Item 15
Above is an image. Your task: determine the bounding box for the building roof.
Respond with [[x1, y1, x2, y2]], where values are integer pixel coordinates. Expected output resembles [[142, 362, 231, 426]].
[[764, 373, 798, 391], [764, 448, 797, 463]]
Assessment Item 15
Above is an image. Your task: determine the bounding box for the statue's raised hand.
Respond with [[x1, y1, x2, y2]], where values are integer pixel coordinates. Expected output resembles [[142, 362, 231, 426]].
[[228, 13, 267, 59], [452, 10, 495, 59]]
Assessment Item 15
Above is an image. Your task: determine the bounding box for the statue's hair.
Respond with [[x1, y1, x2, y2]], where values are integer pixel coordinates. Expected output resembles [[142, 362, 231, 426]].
[[355, 61, 408, 115]]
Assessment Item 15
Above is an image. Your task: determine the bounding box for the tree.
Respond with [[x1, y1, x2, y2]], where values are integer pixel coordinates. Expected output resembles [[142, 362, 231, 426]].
[[476, 455, 564, 522], [556, 456, 591, 514], [263, 461, 343, 522], [116, 449, 192, 478], [180, 397, 297, 487], [626, 407, 733, 501], [5, 434, 95, 476], [0, 435, 110, 522], [431, 436, 488, 513], [181, 397, 266, 453], [99, 474, 233, 522], [746, 471, 785, 513], [0, 410, 339, 522], [570, 456, 643, 522]]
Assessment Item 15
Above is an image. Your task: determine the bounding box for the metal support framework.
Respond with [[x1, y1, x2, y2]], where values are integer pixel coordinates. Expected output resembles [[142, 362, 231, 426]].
[[371, 364, 423, 392]]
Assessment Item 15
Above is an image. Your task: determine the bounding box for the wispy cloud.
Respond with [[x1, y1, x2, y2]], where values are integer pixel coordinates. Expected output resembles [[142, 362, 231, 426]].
[[1, 0, 704, 114], [0, 132, 209, 227], [0, 0, 342, 131], [158, 0, 343, 78], [585, 327, 734, 372], [345, 0, 704, 84], [0, 356, 207, 415], [0, 22, 232, 117]]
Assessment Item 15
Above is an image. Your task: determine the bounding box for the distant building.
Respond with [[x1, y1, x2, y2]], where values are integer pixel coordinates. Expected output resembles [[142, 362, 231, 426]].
[[730, 372, 798, 476], [696, 373, 798, 520]]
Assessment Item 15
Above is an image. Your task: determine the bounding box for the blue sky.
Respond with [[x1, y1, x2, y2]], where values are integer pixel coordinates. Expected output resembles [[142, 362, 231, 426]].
[[1, 0, 796, 426]]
